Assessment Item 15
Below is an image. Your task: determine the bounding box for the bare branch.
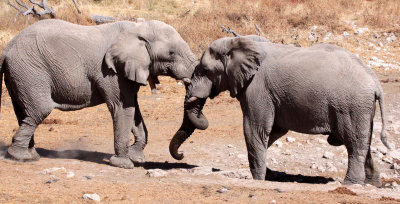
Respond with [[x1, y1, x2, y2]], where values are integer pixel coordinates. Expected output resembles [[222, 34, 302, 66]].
[[255, 24, 263, 36], [72, 0, 81, 14], [29, 0, 55, 17], [221, 26, 241, 37], [8, 0, 24, 13], [15, 0, 29, 10]]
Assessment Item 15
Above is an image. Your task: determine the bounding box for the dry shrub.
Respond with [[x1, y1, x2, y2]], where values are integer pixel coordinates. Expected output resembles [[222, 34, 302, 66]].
[[362, 0, 400, 28]]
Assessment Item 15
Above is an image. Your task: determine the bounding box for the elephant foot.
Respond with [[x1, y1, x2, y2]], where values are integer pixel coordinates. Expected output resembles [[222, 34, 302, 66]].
[[365, 176, 382, 187], [127, 145, 145, 163], [6, 145, 40, 162], [343, 177, 364, 186], [109, 155, 134, 169], [250, 168, 266, 180]]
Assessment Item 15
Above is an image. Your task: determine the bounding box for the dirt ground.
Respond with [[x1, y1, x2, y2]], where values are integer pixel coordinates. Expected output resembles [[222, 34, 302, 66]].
[[0, 70, 399, 203]]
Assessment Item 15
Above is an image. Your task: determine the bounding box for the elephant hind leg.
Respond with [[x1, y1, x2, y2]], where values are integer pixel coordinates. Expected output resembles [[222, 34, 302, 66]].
[[6, 94, 53, 162]]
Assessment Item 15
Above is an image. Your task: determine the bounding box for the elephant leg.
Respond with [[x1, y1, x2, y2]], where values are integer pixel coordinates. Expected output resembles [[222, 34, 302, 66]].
[[6, 94, 51, 162], [267, 126, 288, 148], [342, 116, 371, 185], [364, 121, 381, 187], [109, 106, 135, 169], [243, 118, 273, 180], [127, 102, 147, 163]]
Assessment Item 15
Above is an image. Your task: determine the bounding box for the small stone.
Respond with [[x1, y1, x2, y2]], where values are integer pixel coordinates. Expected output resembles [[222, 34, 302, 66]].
[[270, 200, 276, 204], [237, 154, 247, 159], [343, 31, 350, 38], [323, 152, 335, 159], [228, 152, 234, 156], [249, 194, 255, 198], [227, 144, 234, 148], [274, 188, 285, 193], [40, 167, 66, 175], [308, 34, 315, 41], [374, 33, 380, 38], [378, 42, 384, 47], [177, 82, 183, 86], [286, 137, 296, 143], [323, 33, 332, 41], [275, 141, 283, 147], [45, 176, 59, 184], [83, 193, 100, 202], [84, 174, 94, 180], [202, 185, 211, 189], [317, 138, 326, 144], [216, 187, 229, 193], [310, 163, 318, 169], [66, 171, 75, 178], [146, 169, 168, 177]]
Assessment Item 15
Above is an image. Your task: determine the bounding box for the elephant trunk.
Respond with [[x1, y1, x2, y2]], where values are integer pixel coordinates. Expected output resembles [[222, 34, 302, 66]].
[[169, 97, 208, 160]]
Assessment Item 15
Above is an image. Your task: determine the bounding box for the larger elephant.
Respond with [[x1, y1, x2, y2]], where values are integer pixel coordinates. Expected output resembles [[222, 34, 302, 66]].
[[0, 19, 198, 168], [170, 36, 390, 186]]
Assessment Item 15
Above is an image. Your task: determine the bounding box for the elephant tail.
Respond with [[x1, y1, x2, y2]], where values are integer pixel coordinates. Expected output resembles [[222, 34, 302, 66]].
[[376, 88, 390, 150], [0, 53, 5, 120]]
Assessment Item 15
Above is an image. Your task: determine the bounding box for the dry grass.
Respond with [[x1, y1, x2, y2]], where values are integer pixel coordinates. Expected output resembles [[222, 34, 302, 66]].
[[1, 0, 400, 57]]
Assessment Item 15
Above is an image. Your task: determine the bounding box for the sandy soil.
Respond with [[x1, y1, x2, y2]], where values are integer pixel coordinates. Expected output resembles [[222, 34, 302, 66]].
[[0, 71, 399, 203]]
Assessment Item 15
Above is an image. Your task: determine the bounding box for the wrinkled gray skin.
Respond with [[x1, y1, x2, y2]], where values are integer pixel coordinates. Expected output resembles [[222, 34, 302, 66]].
[[170, 36, 390, 187], [0, 19, 198, 169]]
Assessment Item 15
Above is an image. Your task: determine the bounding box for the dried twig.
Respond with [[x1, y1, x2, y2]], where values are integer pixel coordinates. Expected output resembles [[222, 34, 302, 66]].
[[255, 24, 263, 36], [221, 26, 241, 37], [29, 0, 55, 17], [72, 0, 81, 14]]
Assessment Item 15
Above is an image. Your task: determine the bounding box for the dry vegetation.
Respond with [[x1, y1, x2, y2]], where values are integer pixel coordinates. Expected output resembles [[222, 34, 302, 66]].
[[1, 0, 400, 57]]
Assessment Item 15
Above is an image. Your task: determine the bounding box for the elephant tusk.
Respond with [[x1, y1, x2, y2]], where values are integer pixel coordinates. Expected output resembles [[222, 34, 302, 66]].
[[182, 78, 191, 85], [187, 96, 197, 103]]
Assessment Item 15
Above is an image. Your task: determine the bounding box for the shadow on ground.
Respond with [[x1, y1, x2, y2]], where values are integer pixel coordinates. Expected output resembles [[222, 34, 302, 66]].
[[266, 168, 335, 184], [36, 148, 197, 170]]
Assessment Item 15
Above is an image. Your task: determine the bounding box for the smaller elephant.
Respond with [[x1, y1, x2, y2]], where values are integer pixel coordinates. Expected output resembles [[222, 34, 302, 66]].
[[170, 36, 390, 186], [0, 19, 198, 168]]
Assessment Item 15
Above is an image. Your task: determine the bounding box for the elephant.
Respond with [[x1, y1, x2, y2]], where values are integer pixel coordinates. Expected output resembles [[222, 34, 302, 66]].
[[0, 19, 198, 168], [169, 36, 391, 186]]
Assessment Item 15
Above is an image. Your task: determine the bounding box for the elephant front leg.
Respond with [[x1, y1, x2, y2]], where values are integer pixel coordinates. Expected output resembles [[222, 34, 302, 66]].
[[109, 107, 135, 169], [244, 119, 271, 180], [127, 103, 147, 163]]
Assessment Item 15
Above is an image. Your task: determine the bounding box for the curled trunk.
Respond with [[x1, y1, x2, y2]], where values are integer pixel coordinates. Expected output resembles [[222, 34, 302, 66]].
[[169, 97, 208, 160]]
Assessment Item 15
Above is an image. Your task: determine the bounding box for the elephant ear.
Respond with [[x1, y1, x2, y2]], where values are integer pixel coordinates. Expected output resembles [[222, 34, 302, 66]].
[[104, 33, 151, 85], [225, 37, 264, 97]]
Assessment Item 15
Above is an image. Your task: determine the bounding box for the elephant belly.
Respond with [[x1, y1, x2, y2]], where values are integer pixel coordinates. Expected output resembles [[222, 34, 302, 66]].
[[274, 105, 331, 135], [52, 80, 104, 111]]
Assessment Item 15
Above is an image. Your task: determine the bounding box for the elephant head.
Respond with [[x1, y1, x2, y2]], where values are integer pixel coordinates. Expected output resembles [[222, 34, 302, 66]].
[[170, 37, 265, 160], [104, 20, 198, 86]]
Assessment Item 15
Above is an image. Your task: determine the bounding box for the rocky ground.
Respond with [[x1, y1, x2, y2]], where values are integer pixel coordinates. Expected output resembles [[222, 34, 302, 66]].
[[0, 19, 400, 202], [0, 69, 398, 203]]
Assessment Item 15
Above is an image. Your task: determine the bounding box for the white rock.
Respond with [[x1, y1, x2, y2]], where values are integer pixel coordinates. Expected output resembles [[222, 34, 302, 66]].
[[354, 27, 368, 35], [317, 165, 326, 172], [40, 167, 66, 175], [83, 193, 100, 202], [343, 31, 350, 38], [227, 144, 234, 148], [368, 43, 375, 48], [146, 169, 168, 177], [326, 162, 338, 172], [219, 169, 252, 179], [188, 166, 213, 175], [378, 42, 384, 47], [66, 171, 75, 178], [237, 154, 247, 159], [271, 200, 277, 204], [374, 33, 380, 38], [228, 152, 234, 156], [275, 141, 283, 147], [322, 32, 332, 41], [323, 152, 335, 159], [286, 137, 296, 143], [317, 138, 326, 144], [308, 34, 315, 41], [311, 25, 318, 32], [177, 82, 183, 86]]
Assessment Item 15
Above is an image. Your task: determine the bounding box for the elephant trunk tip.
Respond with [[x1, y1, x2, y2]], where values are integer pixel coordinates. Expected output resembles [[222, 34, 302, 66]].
[[169, 130, 188, 160]]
